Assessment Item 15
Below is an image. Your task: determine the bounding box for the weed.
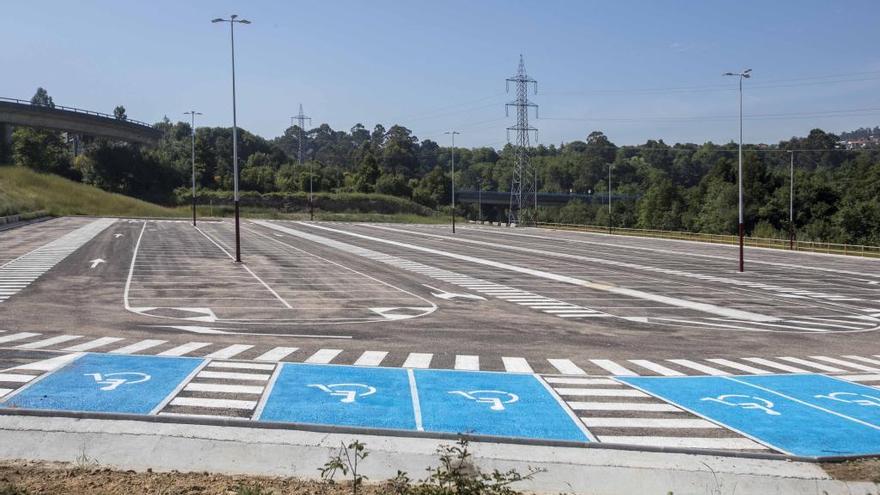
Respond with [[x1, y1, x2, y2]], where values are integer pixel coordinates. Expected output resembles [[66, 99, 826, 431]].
[[319, 440, 369, 495], [234, 483, 274, 495]]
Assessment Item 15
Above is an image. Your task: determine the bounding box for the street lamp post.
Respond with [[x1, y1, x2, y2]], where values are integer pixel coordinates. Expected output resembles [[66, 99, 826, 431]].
[[723, 68, 751, 272], [212, 14, 250, 263], [788, 150, 795, 250], [183, 111, 202, 227], [608, 163, 612, 234], [478, 180, 482, 223], [445, 130, 460, 233]]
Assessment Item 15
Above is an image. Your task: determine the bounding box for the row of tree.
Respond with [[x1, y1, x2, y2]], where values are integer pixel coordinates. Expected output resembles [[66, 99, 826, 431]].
[[6, 88, 880, 244]]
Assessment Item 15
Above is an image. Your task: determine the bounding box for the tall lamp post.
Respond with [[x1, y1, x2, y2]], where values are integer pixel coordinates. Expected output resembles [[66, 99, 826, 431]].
[[723, 68, 751, 272], [212, 14, 250, 263], [788, 150, 795, 250], [608, 163, 613, 234], [183, 110, 202, 227], [445, 130, 460, 233]]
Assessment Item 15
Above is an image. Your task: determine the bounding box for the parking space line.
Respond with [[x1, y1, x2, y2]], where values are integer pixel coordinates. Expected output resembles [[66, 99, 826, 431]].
[[454, 355, 479, 370], [548, 359, 586, 375], [158, 342, 212, 357], [254, 347, 298, 362], [402, 353, 433, 369], [63, 337, 124, 352], [628, 360, 685, 376], [305, 349, 342, 364], [205, 344, 254, 360], [353, 351, 388, 367], [110, 339, 167, 355], [407, 369, 424, 431]]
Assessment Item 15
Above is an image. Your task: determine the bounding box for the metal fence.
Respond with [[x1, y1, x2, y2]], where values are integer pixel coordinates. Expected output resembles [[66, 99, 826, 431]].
[[535, 222, 880, 258], [0, 96, 153, 128]]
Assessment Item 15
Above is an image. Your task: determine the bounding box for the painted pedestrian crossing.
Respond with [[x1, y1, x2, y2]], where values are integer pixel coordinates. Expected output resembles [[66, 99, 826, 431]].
[[157, 360, 276, 419], [2, 331, 880, 379]]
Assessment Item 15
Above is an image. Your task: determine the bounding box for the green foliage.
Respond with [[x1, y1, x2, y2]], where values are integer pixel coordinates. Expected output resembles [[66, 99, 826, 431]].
[[11, 127, 71, 176], [113, 105, 127, 120], [320, 440, 369, 494]]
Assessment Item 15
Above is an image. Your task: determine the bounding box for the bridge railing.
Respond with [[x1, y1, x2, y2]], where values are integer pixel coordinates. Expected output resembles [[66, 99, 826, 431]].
[[535, 222, 880, 259], [0, 97, 153, 128]]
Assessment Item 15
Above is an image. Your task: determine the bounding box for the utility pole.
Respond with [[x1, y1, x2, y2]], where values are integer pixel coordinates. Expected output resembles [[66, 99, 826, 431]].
[[505, 55, 538, 227], [183, 110, 202, 227], [291, 104, 313, 220], [445, 130, 460, 233], [788, 150, 795, 250], [212, 14, 251, 263], [723, 68, 751, 272]]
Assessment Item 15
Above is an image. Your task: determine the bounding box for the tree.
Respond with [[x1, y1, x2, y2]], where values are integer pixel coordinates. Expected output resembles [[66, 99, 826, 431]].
[[11, 127, 71, 176], [353, 153, 380, 193], [114, 106, 127, 121], [30, 87, 55, 107]]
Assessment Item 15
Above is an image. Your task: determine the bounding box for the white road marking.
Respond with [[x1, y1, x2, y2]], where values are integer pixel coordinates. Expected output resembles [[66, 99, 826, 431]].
[[597, 436, 767, 450], [571, 402, 681, 412], [254, 347, 298, 362], [548, 359, 587, 375], [0, 388, 12, 397], [0, 333, 40, 345], [305, 348, 343, 364], [777, 356, 845, 373], [11, 353, 82, 372], [353, 351, 388, 367], [183, 383, 264, 394], [840, 374, 880, 382], [809, 356, 880, 372], [205, 344, 254, 360], [63, 337, 124, 352], [110, 339, 167, 355], [158, 342, 212, 356], [16, 335, 81, 349], [666, 359, 729, 376], [843, 355, 880, 367], [402, 353, 433, 369], [207, 362, 276, 371], [706, 358, 772, 374], [196, 371, 270, 381], [545, 377, 618, 385], [628, 359, 685, 376], [169, 397, 257, 410], [0, 373, 34, 383], [742, 357, 809, 373], [501, 357, 533, 373], [455, 355, 480, 370], [553, 388, 648, 397], [590, 359, 638, 376], [407, 368, 424, 431], [583, 418, 719, 429]]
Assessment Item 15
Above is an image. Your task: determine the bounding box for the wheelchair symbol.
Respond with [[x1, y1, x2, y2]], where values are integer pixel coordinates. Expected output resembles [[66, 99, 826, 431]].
[[815, 392, 880, 407], [84, 372, 151, 391], [701, 394, 781, 416], [449, 390, 519, 411], [307, 383, 377, 404]]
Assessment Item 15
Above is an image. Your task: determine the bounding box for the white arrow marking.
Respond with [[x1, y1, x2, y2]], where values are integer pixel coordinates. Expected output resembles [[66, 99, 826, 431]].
[[423, 284, 486, 301], [114, 233, 124, 238], [89, 259, 106, 268]]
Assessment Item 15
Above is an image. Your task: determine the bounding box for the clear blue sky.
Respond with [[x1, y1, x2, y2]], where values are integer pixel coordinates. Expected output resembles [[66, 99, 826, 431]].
[[3, 1, 879, 148]]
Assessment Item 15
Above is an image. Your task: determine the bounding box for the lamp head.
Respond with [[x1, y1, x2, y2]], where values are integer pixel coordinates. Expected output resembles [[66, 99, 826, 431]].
[[239, 19, 251, 24], [211, 18, 224, 23]]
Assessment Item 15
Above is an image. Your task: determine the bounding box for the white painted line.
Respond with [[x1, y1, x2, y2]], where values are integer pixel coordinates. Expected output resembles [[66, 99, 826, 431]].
[[666, 359, 729, 376], [742, 357, 809, 373], [205, 344, 254, 360], [169, 397, 257, 410], [196, 371, 270, 381], [571, 402, 681, 412], [241, 264, 293, 309], [844, 355, 880, 367], [454, 355, 479, 371], [353, 351, 388, 367], [158, 412, 240, 420], [502, 357, 533, 373], [254, 347, 298, 362], [16, 335, 81, 350], [304, 348, 343, 364], [408, 369, 423, 431], [706, 358, 772, 375], [628, 360, 685, 376], [590, 359, 638, 376], [158, 342, 212, 357], [597, 436, 767, 450], [184, 383, 264, 394], [840, 374, 880, 382], [777, 356, 845, 373], [12, 353, 82, 372], [402, 353, 433, 369], [63, 337, 124, 352], [553, 388, 648, 397], [582, 418, 719, 429], [207, 362, 276, 371], [109, 339, 168, 355], [544, 377, 618, 385], [558, 313, 604, 318], [0, 373, 35, 383], [809, 356, 880, 372], [0, 332, 40, 345], [0, 388, 12, 397], [548, 359, 587, 375]]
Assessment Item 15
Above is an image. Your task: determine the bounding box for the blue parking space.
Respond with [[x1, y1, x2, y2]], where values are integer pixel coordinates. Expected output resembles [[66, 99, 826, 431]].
[[620, 374, 880, 457], [0, 353, 203, 415], [415, 369, 589, 441], [257, 363, 416, 430]]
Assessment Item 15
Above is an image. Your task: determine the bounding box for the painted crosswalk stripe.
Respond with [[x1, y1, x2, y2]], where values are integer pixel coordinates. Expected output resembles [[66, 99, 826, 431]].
[[158, 342, 212, 357], [207, 362, 275, 371], [0, 388, 12, 397], [548, 359, 586, 375], [63, 337, 124, 352], [809, 356, 880, 372], [777, 356, 845, 373], [11, 353, 82, 372], [553, 388, 648, 397], [197, 370, 270, 381], [706, 358, 772, 374], [843, 355, 880, 367], [544, 377, 618, 386], [254, 347, 298, 362], [666, 359, 729, 376], [16, 335, 81, 349], [110, 339, 167, 355], [582, 418, 719, 429], [840, 374, 880, 382], [455, 355, 479, 371], [402, 353, 433, 369], [0, 332, 40, 345], [597, 436, 767, 450], [571, 402, 681, 412], [353, 351, 388, 367], [501, 357, 533, 373], [183, 383, 264, 394], [0, 373, 34, 383], [628, 359, 685, 376], [169, 397, 257, 410], [205, 344, 254, 360], [590, 359, 638, 376], [305, 348, 343, 364], [742, 357, 809, 373]]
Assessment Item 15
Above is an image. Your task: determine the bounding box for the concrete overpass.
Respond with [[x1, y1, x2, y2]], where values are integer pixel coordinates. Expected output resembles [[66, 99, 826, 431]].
[[0, 97, 161, 145]]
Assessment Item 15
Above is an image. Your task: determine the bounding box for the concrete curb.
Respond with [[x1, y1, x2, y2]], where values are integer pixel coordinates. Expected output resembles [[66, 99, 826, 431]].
[[0, 415, 876, 495]]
